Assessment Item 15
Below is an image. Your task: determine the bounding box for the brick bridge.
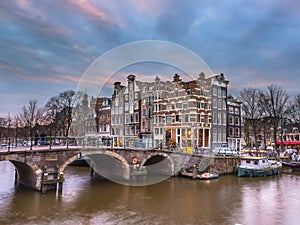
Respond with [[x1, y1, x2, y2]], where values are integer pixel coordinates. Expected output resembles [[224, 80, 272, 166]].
[[0, 147, 240, 193], [0, 147, 202, 192]]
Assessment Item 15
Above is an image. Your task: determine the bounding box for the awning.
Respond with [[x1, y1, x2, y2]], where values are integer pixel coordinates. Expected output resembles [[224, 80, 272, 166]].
[[276, 141, 300, 145]]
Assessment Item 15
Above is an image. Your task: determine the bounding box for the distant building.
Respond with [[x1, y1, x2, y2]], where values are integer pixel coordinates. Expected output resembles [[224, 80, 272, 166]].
[[206, 73, 229, 149], [72, 93, 97, 137], [227, 95, 242, 151], [111, 81, 126, 147], [95, 97, 111, 136]]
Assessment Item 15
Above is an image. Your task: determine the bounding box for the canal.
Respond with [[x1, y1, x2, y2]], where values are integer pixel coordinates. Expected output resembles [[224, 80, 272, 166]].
[[0, 161, 300, 225]]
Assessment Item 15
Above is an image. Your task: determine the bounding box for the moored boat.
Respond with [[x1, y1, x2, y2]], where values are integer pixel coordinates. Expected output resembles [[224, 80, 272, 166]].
[[282, 161, 300, 168], [282, 161, 300, 171], [238, 157, 281, 177], [197, 172, 219, 180]]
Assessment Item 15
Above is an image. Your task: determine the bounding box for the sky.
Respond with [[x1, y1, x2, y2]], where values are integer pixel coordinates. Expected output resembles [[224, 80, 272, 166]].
[[0, 0, 300, 116]]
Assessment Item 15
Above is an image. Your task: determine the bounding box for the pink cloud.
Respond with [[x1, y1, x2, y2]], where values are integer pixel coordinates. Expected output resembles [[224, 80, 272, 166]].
[[127, 0, 169, 17], [70, 0, 108, 21]]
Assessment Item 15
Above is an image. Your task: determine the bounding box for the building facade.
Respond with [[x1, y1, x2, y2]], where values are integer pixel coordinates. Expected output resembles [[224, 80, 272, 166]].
[[109, 72, 239, 151], [95, 97, 111, 137], [206, 73, 229, 150], [227, 95, 242, 151]]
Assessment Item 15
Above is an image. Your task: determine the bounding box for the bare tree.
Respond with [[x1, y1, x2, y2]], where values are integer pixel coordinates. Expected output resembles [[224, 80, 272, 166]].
[[287, 94, 300, 126], [44, 96, 63, 137], [239, 88, 263, 149], [19, 99, 43, 148], [259, 84, 289, 153], [59, 90, 75, 137], [0, 117, 5, 146]]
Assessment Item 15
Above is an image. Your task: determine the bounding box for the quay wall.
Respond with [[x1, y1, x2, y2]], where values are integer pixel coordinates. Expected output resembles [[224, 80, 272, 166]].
[[207, 157, 240, 175]]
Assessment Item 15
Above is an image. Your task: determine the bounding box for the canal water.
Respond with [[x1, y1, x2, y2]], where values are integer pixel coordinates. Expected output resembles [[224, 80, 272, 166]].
[[0, 161, 300, 225]]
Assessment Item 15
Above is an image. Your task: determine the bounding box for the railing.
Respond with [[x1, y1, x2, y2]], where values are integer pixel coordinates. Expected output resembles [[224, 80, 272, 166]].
[[0, 136, 113, 152], [0, 136, 213, 155]]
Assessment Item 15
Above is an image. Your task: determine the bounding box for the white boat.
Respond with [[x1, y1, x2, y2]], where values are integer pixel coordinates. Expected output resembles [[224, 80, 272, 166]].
[[238, 157, 282, 177]]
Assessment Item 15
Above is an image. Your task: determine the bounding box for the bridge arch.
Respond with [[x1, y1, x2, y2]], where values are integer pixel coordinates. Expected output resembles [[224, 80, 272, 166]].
[[140, 152, 175, 176], [8, 160, 43, 190], [59, 153, 81, 173], [80, 149, 130, 180]]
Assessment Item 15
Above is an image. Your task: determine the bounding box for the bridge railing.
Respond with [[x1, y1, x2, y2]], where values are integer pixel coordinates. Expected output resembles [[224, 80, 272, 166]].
[[0, 136, 130, 152], [0, 136, 213, 155]]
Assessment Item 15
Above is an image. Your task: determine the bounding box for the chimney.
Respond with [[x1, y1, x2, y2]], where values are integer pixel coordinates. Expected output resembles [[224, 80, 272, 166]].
[[173, 74, 181, 82]]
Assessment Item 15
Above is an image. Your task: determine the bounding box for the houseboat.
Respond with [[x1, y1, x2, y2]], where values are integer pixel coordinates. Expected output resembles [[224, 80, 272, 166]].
[[238, 157, 282, 177]]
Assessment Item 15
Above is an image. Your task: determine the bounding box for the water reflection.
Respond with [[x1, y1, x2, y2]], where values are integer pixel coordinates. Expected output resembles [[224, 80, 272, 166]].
[[1, 161, 300, 224]]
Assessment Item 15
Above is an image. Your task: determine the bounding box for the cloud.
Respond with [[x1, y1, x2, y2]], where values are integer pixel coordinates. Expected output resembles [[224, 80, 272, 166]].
[[1, 0, 300, 115]]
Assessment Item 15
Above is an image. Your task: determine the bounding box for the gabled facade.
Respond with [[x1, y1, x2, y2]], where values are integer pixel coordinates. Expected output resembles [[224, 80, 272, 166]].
[[206, 73, 229, 149], [227, 95, 242, 151], [95, 97, 111, 136]]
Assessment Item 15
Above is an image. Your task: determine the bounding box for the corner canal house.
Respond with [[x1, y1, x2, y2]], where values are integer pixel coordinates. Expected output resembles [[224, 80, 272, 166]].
[[99, 73, 242, 152]]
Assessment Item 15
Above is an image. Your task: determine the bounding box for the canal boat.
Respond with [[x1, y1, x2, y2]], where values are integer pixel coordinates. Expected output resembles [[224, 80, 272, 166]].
[[197, 172, 219, 180], [237, 157, 282, 177], [282, 161, 300, 171]]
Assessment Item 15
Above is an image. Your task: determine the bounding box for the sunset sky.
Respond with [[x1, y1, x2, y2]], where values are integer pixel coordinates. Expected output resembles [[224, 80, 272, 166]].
[[1, 0, 300, 116]]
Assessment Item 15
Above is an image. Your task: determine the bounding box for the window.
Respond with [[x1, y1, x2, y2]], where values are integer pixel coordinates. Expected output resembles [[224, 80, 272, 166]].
[[213, 100, 217, 108], [218, 100, 221, 109], [223, 99, 226, 110], [229, 127, 234, 137], [184, 114, 189, 122], [213, 87, 217, 96], [176, 103, 181, 109], [218, 113, 221, 125], [187, 89, 192, 95], [167, 104, 172, 111], [229, 116, 234, 125], [125, 103, 128, 111], [115, 98, 119, 107], [200, 89, 205, 96], [235, 108, 240, 115], [197, 114, 200, 122], [213, 128, 217, 142], [196, 102, 201, 109], [218, 88, 221, 97], [222, 89, 226, 97], [235, 128, 240, 137], [204, 115, 208, 124], [222, 129, 226, 142], [183, 102, 188, 109], [175, 115, 180, 122], [218, 128, 221, 142], [119, 107, 123, 114], [223, 112, 227, 125], [142, 109, 146, 117], [204, 103, 208, 109], [235, 117, 240, 126], [213, 112, 217, 124], [166, 116, 172, 124], [229, 106, 234, 114]]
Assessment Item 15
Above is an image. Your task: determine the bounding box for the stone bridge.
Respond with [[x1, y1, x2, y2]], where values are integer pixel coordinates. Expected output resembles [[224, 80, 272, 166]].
[[0, 147, 205, 193]]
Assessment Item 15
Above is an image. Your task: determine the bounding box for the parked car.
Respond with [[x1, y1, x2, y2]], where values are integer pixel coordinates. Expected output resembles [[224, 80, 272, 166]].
[[214, 147, 238, 156]]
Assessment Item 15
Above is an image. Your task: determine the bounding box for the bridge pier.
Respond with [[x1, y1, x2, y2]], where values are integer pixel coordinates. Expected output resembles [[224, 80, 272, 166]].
[[41, 165, 64, 194]]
